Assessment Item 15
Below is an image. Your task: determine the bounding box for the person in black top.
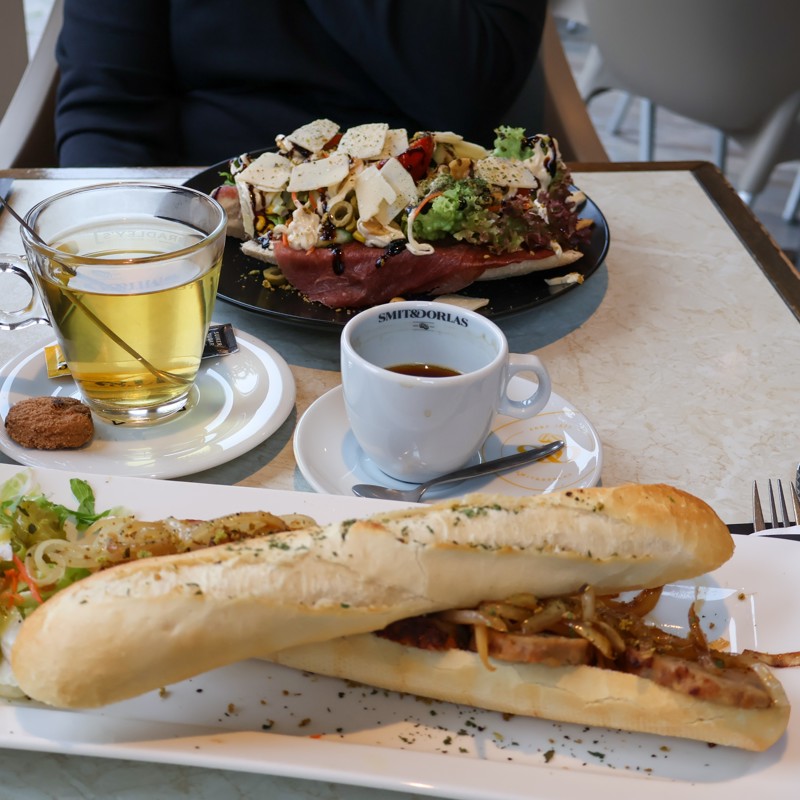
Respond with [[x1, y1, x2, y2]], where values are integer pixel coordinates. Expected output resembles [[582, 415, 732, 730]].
[[55, 0, 548, 167]]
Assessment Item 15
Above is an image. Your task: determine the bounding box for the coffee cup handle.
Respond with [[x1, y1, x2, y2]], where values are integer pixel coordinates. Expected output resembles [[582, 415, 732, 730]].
[[497, 353, 552, 419], [0, 256, 50, 331]]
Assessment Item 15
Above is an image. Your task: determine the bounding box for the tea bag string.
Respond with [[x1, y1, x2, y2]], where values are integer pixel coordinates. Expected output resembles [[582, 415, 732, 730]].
[[0, 194, 189, 386], [59, 284, 191, 387]]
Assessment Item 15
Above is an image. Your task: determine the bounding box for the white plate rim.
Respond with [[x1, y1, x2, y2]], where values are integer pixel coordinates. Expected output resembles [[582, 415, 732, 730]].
[[293, 381, 603, 498], [0, 329, 295, 478], [0, 464, 798, 800]]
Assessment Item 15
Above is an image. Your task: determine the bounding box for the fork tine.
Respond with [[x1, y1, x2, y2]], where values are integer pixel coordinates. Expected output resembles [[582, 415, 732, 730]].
[[777, 479, 792, 527], [753, 481, 766, 531], [792, 482, 800, 527], [768, 480, 780, 527]]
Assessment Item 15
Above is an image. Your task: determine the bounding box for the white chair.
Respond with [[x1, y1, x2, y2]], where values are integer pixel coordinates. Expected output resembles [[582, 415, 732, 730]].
[[0, 0, 63, 168], [0, 1, 29, 119], [579, 0, 800, 205]]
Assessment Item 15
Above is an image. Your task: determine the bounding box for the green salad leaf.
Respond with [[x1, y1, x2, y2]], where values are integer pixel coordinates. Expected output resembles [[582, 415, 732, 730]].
[[492, 125, 535, 161], [1, 471, 120, 617]]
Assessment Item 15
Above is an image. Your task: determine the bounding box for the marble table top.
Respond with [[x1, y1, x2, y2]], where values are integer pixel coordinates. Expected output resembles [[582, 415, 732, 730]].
[[1, 162, 798, 798]]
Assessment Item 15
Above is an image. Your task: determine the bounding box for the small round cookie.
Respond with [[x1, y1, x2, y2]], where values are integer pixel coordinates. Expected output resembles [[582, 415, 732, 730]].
[[4, 396, 94, 450]]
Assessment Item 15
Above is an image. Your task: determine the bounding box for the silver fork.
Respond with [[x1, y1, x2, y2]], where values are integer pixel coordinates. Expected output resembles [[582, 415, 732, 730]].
[[752, 479, 800, 532]]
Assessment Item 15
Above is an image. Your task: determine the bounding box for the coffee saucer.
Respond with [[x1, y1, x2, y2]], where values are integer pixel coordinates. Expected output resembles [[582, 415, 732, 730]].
[[293, 379, 603, 500], [0, 329, 295, 479]]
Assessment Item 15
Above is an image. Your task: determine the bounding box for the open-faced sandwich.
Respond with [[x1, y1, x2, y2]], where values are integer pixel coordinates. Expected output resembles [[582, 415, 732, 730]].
[[212, 120, 593, 309]]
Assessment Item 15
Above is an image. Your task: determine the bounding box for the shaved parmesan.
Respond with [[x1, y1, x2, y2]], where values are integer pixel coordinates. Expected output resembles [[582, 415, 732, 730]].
[[281, 119, 340, 154], [236, 152, 292, 191], [353, 158, 418, 226], [474, 156, 538, 189], [235, 182, 256, 238], [374, 157, 418, 225], [433, 131, 489, 161], [545, 271, 585, 286], [233, 153, 293, 237], [379, 158, 417, 204], [287, 153, 351, 192], [379, 129, 410, 158], [338, 123, 389, 159], [354, 164, 396, 221], [434, 294, 491, 311]]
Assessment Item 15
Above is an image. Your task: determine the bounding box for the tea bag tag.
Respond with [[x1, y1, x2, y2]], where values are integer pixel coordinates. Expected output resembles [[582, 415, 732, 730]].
[[202, 323, 239, 358]]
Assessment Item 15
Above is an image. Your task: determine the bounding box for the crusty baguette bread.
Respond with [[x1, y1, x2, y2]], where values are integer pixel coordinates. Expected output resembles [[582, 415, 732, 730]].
[[271, 633, 789, 751], [12, 484, 733, 709]]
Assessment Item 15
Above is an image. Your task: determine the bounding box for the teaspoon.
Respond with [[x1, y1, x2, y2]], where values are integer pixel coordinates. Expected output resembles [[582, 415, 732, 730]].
[[352, 439, 565, 502]]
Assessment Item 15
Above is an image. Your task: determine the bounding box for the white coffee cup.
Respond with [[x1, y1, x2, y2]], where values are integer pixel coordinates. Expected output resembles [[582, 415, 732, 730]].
[[340, 300, 552, 482]]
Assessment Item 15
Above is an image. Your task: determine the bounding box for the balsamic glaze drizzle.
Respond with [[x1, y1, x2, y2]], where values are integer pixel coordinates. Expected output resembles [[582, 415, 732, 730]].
[[375, 239, 407, 269]]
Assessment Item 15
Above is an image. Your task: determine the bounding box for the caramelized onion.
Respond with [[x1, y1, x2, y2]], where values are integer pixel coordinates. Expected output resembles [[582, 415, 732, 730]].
[[501, 593, 540, 610], [478, 602, 534, 623], [591, 618, 627, 655], [473, 624, 496, 671], [600, 586, 663, 617], [741, 649, 800, 668], [439, 609, 508, 632], [570, 621, 615, 659], [687, 602, 710, 655], [519, 600, 568, 634], [579, 584, 596, 622]]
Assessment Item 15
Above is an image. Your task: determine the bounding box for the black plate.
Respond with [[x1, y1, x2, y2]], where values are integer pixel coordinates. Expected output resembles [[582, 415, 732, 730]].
[[185, 156, 611, 330]]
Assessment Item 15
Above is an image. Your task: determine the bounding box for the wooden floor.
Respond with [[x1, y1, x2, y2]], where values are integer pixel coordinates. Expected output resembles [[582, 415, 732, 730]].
[[558, 19, 800, 261]]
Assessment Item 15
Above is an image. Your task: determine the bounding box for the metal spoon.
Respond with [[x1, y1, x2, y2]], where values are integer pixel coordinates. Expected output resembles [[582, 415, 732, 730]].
[[352, 439, 565, 502]]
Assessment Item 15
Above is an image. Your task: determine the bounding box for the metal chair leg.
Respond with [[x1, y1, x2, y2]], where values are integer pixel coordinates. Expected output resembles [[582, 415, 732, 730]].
[[782, 167, 800, 222]]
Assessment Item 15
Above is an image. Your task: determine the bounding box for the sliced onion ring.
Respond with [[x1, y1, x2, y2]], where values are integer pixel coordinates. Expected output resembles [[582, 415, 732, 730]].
[[600, 586, 663, 617], [473, 624, 496, 671], [439, 608, 508, 632], [741, 649, 800, 668], [570, 621, 615, 660], [520, 599, 568, 634]]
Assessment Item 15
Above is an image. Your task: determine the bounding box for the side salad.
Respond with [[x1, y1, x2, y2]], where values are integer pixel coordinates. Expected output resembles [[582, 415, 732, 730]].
[[1, 471, 115, 697]]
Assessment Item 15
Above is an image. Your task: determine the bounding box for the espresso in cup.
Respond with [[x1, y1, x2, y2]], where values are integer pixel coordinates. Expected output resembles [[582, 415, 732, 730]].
[[340, 301, 551, 482], [386, 363, 461, 378]]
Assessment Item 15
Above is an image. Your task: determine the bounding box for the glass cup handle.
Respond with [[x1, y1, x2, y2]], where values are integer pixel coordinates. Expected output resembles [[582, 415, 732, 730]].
[[0, 255, 51, 331], [497, 353, 552, 419]]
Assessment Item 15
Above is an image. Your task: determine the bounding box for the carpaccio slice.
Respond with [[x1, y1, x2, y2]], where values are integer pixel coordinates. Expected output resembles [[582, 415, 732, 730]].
[[272, 239, 556, 308]]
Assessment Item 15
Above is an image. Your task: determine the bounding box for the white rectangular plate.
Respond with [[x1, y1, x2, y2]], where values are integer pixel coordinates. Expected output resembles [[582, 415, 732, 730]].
[[1, 464, 799, 799]]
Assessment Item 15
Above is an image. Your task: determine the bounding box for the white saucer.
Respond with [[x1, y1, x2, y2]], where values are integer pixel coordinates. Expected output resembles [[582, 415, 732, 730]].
[[293, 379, 602, 500], [0, 329, 295, 479]]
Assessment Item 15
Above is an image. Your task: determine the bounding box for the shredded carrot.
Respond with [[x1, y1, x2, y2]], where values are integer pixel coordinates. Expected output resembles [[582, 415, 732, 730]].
[[12, 553, 43, 604], [408, 191, 444, 224], [1, 567, 20, 607]]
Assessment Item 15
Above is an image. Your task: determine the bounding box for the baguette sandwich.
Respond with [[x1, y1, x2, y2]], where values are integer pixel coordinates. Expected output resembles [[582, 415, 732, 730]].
[[9, 484, 791, 749]]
